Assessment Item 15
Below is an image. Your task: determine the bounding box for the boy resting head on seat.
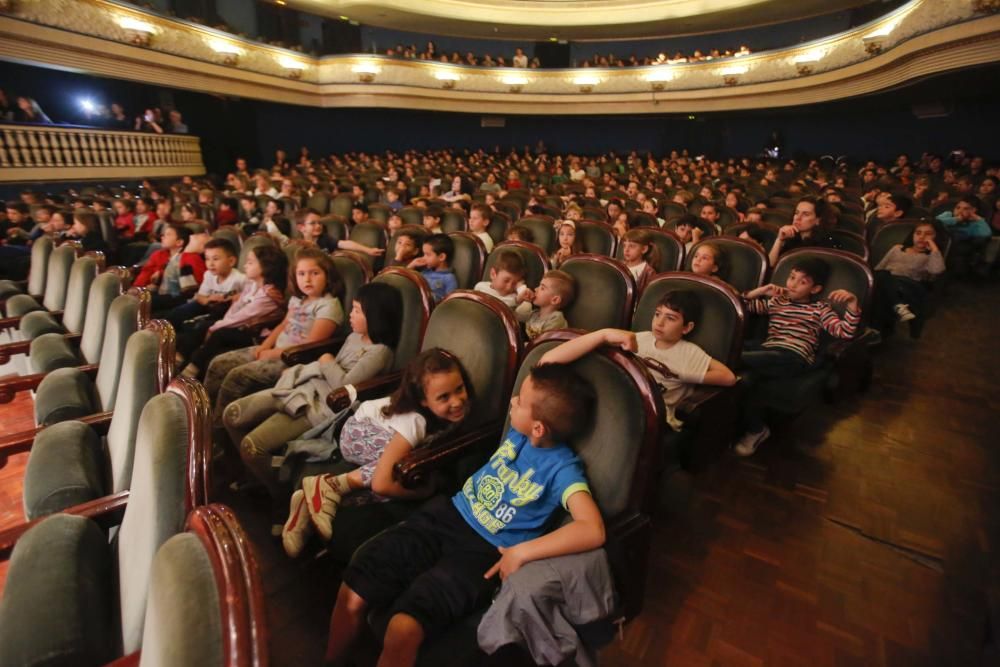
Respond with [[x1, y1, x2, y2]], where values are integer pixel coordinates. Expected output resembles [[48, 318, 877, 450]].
[[474, 249, 533, 315], [734, 256, 860, 456], [325, 362, 603, 666], [540, 289, 736, 431], [520, 269, 575, 340]]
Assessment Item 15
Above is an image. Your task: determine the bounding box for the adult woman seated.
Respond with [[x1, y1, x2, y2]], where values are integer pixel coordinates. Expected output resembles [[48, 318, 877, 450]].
[[768, 195, 842, 267]]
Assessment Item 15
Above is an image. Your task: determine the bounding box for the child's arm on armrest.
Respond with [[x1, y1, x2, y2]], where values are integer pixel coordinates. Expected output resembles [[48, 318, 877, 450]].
[[370, 433, 434, 499], [338, 239, 385, 257], [485, 491, 605, 580], [538, 328, 636, 365], [703, 358, 737, 386]]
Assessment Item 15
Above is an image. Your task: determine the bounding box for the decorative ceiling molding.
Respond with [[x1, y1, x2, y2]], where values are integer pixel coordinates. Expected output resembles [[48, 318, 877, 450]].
[[0, 0, 997, 115]]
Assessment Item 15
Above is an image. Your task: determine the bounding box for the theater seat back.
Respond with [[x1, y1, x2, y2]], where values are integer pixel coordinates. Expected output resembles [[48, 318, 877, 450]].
[[93, 293, 144, 411], [561, 255, 636, 331], [447, 232, 487, 289], [27, 234, 54, 296], [373, 268, 433, 372], [483, 241, 549, 289], [684, 237, 768, 293], [42, 243, 79, 312], [61, 256, 101, 335]]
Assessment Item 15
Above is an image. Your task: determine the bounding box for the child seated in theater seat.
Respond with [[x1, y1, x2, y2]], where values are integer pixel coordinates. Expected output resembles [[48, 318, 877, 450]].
[[387, 229, 424, 268], [621, 228, 660, 292], [519, 269, 574, 340], [279, 348, 468, 557], [540, 290, 736, 431], [506, 225, 534, 244], [474, 249, 533, 316], [468, 203, 495, 253], [323, 362, 602, 667], [734, 256, 860, 456], [690, 241, 730, 282], [408, 233, 458, 302], [673, 214, 704, 253], [550, 221, 582, 269], [164, 237, 243, 335], [298, 208, 384, 259], [422, 206, 445, 235], [134, 223, 206, 314], [872, 221, 945, 333]]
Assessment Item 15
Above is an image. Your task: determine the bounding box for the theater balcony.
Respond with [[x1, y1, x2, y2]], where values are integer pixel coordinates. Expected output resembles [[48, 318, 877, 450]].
[[0, 0, 997, 115]]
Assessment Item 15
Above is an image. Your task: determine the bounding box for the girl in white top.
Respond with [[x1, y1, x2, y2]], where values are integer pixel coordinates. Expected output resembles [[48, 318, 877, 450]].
[[282, 349, 471, 556]]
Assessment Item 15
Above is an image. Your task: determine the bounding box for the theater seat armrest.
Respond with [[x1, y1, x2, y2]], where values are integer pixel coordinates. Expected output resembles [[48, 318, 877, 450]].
[[281, 330, 350, 366], [0, 364, 98, 404], [825, 337, 867, 362], [0, 489, 129, 561], [674, 380, 743, 423], [394, 420, 505, 489], [606, 511, 652, 621], [326, 372, 403, 412], [0, 411, 113, 467], [234, 313, 286, 341]]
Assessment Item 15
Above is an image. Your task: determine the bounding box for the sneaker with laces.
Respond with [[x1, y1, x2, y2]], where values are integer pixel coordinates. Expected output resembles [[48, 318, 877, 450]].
[[894, 303, 916, 322], [282, 489, 314, 558], [302, 474, 341, 541], [733, 425, 771, 457]]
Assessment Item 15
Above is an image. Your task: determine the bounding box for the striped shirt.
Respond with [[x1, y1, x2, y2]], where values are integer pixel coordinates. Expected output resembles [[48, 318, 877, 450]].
[[745, 296, 861, 365]]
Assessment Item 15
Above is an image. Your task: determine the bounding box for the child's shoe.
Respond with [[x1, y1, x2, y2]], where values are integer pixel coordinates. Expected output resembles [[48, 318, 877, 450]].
[[302, 474, 342, 541], [282, 489, 314, 558], [894, 303, 916, 322], [733, 425, 770, 457]]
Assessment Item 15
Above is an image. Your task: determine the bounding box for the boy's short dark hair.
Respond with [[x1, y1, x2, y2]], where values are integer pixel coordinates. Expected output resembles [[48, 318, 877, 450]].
[[423, 233, 454, 262], [957, 194, 982, 209], [166, 223, 192, 247], [4, 201, 29, 215], [528, 363, 596, 442], [543, 269, 576, 308], [424, 206, 443, 220], [204, 238, 237, 257], [790, 256, 831, 289], [508, 224, 534, 243], [674, 213, 699, 229], [492, 249, 526, 278], [656, 290, 703, 331], [397, 227, 426, 244], [884, 192, 912, 216]]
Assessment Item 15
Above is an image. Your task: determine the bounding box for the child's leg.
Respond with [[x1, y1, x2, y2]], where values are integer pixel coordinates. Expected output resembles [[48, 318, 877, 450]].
[[164, 300, 208, 330], [203, 346, 256, 404], [325, 582, 370, 665], [213, 358, 287, 419], [379, 614, 424, 667], [188, 328, 255, 379], [237, 411, 311, 497]]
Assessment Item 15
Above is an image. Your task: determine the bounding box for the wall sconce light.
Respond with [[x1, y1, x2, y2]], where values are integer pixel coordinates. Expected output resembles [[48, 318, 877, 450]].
[[435, 71, 460, 89], [645, 69, 675, 91], [719, 65, 747, 86], [209, 39, 243, 66], [279, 56, 308, 79], [352, 62, 380, 83], [973, 0, 1000, 13], [117, 16, 156, 46], [501, 75, 528, 93], [863, 21, 897, 55], [793, 49, 824, 76], [573, 75, 600, 93]]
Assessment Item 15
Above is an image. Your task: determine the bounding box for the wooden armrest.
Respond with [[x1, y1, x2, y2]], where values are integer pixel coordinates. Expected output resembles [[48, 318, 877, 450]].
[[104, 653, 140, 667], [393, 420, 505, 489], [281, 330, 349, 366], [0, 332, 81, 364], [0, 410, 113, 467], [825, 337, 867, 362], [235, 313, 285, 339], [325, 372, 403, 413], [0, 363, 98, 404], [0, 490, 129, 561], [673, 381, 743, 423]]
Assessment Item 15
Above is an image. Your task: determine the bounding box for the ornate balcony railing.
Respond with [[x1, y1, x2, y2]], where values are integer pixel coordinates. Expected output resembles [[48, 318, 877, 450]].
[[0, 123, 205, 182]]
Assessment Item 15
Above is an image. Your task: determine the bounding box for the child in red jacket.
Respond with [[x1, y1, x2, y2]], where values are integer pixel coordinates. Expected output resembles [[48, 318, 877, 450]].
[[134, 223, 206, 313]]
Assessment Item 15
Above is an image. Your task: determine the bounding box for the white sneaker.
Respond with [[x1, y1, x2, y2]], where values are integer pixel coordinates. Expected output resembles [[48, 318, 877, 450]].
[[734, 426, 771, 457], [301, 474, 341, 542], [894, 303, 916, 322], [282, 489, 314, 558]]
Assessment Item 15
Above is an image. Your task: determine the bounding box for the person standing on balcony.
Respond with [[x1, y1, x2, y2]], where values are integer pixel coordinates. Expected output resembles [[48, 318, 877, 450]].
[[167, 109, 188, 134]]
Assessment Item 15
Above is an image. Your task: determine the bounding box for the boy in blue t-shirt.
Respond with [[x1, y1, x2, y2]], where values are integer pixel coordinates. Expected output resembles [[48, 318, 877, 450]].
[[325, 363, 603, 666], [407, 233, 458, 302]]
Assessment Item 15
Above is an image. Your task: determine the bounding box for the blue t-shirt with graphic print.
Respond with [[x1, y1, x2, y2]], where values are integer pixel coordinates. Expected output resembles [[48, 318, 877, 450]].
[[452, 427, 591, 548]]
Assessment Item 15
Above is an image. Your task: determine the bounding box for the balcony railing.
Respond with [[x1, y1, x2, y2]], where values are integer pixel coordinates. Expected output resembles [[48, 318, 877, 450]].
[[0, 123, 205, 182]]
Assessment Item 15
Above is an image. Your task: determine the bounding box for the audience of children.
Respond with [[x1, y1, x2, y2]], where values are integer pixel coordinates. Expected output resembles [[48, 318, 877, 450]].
[[133, 223, 206, 313]]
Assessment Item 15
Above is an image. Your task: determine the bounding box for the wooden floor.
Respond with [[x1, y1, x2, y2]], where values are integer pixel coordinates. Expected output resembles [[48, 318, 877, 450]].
[[0, 282, 996, 666]]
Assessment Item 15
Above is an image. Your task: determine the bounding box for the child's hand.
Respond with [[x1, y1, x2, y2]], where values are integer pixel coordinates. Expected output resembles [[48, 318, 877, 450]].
[[691, 227, 704, 243], [265, 286, 284, 303], [484, 544, 530, 581], [408, 256, 428, 269], [603, 328, 638, 352], [256, 348, 283, 361], [517, 288, 534, 304], [318, 352, 335, 364], [778, 225, 797, 240], [827, 289, 858, 309], [926, 238, 940, 253], [365, 247, 386, 257]]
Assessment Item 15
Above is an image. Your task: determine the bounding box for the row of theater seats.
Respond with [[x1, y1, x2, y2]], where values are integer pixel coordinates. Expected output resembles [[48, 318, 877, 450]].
[[0, 372, 267, 666]]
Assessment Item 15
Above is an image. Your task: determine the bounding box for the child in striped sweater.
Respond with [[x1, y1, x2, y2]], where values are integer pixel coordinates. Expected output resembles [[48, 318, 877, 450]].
[[734, 256, 861, 456]]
